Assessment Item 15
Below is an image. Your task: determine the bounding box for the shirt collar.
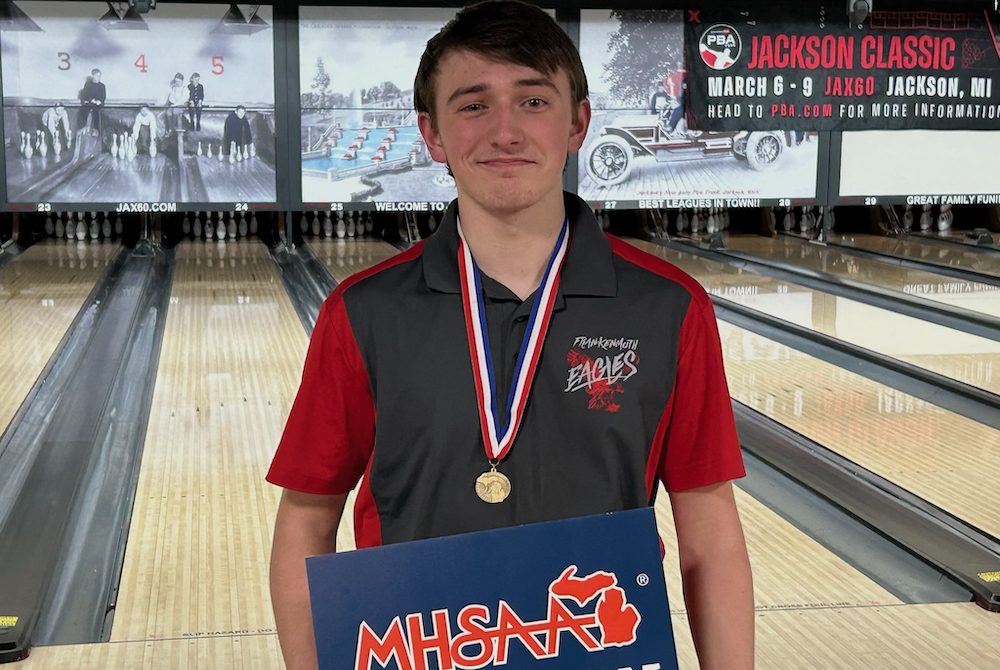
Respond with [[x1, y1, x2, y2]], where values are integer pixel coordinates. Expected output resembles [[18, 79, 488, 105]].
[[422, 192, 617, 298]]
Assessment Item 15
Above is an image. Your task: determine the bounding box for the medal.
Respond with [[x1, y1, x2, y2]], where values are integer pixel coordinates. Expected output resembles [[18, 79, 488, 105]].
[[457, 217, 570, 503], [475, 466, 512, 503]]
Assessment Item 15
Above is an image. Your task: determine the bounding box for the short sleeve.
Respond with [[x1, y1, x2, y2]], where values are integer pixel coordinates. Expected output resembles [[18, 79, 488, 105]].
[[657, 296, 745, 491], [266, 293, 376, 495]]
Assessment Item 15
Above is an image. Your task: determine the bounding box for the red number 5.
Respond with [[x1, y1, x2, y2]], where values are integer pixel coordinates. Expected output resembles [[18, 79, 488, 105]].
[[212, 56, 224, 75]]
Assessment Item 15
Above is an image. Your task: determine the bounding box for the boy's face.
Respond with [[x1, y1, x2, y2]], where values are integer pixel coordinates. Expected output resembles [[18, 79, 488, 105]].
[[418, 49, 590, 217]]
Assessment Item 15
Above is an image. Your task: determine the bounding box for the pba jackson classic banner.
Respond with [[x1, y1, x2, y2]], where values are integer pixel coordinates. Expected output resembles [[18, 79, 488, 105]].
[[684, 6, 1000, 131]]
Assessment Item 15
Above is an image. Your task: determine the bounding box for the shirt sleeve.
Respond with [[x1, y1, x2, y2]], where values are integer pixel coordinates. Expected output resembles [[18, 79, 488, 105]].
[[657, 295, 745, 491], [266, 293, 376, 495]]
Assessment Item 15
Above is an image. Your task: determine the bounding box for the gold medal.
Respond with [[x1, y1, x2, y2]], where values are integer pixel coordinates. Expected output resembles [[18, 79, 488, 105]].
[[475, 466, 511, 504]]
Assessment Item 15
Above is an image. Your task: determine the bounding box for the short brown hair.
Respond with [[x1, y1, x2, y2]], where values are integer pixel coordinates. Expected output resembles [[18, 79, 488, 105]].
[[413, 0, 588, 122]]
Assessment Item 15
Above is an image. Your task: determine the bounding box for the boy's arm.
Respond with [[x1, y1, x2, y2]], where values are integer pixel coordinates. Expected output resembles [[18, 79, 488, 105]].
[[669, 481, 754, 670], [270, 489, 348, 670]]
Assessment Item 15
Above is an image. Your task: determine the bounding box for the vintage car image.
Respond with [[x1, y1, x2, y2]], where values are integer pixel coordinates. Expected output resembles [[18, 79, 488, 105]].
[[577, 8, 819, 203], [584, 111, 794, 187]]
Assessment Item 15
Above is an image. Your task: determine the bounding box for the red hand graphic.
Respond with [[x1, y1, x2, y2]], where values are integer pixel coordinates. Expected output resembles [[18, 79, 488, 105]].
[[549, 565, 617, 608], [566, 349, 623, 413], [595, 586, 640, 647]]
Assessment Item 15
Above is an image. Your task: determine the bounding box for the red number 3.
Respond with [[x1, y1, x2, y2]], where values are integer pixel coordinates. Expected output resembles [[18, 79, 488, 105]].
[[212, 56, 224, 75]]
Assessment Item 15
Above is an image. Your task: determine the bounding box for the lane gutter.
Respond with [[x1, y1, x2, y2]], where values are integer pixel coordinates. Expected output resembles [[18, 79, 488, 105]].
[[0, 241, 175, 660]]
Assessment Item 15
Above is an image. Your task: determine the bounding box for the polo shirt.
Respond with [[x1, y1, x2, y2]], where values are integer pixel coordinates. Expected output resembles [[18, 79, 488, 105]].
[[267, 193, 744, 548]]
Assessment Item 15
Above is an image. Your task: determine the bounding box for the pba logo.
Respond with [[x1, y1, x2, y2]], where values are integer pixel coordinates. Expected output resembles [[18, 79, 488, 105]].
[[699, 24, 742, 70], [354, 565, 642, 670]]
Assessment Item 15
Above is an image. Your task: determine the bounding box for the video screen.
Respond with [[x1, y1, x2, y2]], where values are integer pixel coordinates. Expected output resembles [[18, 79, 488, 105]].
[[299, 6, 458, 210], [838, 131, 1000, 205], [576, 9, 820, 208], [1, 2, 276, 209]]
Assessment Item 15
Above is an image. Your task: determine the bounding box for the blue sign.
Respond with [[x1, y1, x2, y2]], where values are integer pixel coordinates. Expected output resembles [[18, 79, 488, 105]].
[[306, 508, 678, 670]]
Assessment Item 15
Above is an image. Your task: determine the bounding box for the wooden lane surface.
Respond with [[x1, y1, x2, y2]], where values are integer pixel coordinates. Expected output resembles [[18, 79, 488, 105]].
[[108, 240, 308, 658], [307, 238, 400, 284], [718, 319, 1000, 538], [723, 233, 1000, 318], [628, 238, 1000, 396], [0, 240, 118, 436], [827, 232, 1000, 280]]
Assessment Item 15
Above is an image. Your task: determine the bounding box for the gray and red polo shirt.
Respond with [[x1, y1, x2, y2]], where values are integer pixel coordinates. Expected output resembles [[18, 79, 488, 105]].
[[267, 193, 744, 548]]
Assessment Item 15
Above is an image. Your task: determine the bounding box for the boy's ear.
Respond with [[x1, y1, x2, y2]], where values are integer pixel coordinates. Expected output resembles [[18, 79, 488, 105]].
[[417, 111, 449, 164]]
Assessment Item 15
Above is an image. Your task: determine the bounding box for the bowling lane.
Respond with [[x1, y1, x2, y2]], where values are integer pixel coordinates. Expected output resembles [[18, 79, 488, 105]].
[[722, 233, 1000, 318], [110, 240, 307, 653], [192, 155, 277, 203], [630, 239, 1000, 397], [308, 237, 399, 283], [726, 317, 999, 538], [27, 153, 176, 203], [828, 232, 1000, 279], [0, 240, 118, 437]]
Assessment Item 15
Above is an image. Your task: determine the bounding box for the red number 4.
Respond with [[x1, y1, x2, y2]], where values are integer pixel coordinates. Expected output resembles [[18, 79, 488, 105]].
[[134, 54, 147, 72], [212, 56, 224, 75]]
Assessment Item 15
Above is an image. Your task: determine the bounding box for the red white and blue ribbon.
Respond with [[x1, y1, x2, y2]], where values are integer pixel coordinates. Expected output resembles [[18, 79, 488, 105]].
[[457, 218, 570, 461]]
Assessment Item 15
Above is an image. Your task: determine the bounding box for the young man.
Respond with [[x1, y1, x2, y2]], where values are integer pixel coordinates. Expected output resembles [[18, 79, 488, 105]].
[[268, 3, 753, 670]]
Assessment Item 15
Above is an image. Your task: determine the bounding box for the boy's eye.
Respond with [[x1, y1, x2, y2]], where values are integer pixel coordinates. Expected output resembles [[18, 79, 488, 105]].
[[461, 103, 483, 112]]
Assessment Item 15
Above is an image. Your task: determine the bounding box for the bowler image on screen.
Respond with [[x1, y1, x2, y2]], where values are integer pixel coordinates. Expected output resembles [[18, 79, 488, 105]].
[[0, 1, 277, 206]]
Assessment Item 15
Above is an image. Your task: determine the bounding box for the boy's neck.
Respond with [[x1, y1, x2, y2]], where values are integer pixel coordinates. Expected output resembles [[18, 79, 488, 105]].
[[458, 190, 566, 301]]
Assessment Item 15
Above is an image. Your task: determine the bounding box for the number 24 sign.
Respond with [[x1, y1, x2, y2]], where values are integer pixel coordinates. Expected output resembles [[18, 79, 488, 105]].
[[57, 53, 225, 75]]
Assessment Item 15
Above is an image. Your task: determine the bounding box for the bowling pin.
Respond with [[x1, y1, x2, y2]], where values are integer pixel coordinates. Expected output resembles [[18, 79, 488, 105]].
[[54, 136, 62, 156], [25, 135, 33, 158], [150, 140, 157, 158], [322, 212, 333, 237], [197, 141, 203, 157], [249, 213, 258, 235], [19, 131, 26, 155], [919, 205, 933, 231], [707, 209, 717, 234], [782, 209, 794, 231], [229, 141, 237, 164], [242, 145, 249, 161], [217, 212, 227, 240], [207, 144, 214, 158], [112, 134, 119, 157], [218, 145, 224, 162], [238, 213, 248, 237], [76, 214, 86, 241], [365, 212, 374, 235], [204, 214, 214, 239], [249, 142, 256, 158], [937, 204, 953, 231], [193, 212, 203, 238], [102, 214, 111, 238], [114, 213, 123, 237], [902, 206, 914, 231], [335, 212, 346, 238], [44, 213, 54, 236], [55, 215, 65, 239], [182, 212, 192, 236], [38, 131, 48, 157], [347, 212, 356, 237], [690, 210, 702, 233]]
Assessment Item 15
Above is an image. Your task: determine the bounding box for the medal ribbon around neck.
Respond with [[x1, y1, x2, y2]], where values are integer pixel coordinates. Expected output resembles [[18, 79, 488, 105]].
[[457, 217, 570, 462]]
